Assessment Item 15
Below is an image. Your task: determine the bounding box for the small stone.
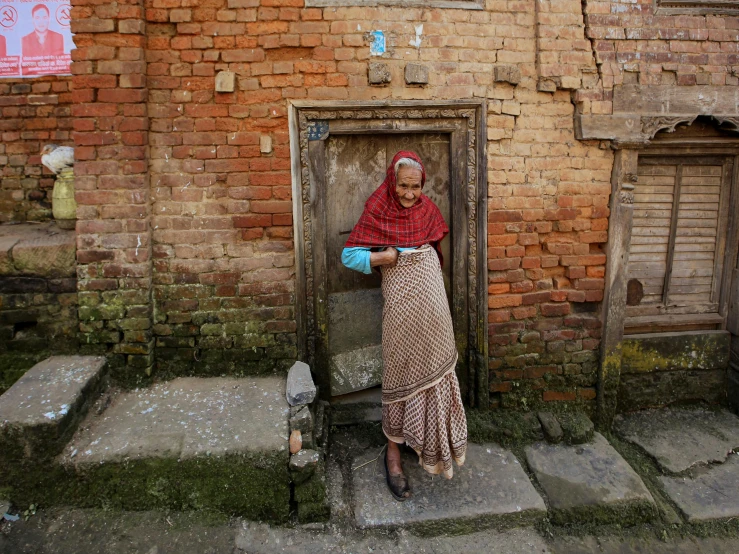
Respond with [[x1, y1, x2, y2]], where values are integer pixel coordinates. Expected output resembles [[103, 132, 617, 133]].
[[289, 429, 302, 454], [559, 412, 594, 445], [290, 449, 320, 473], [493, 65, 521, 85], [215, 71, 235, 92], [368, 62, 391, 85], [290, 406, 313, 435], [286, 361, 317, 407], [537, 412, 563, 444], [404, 63, 428, 85], [0, 500, 10, 516]]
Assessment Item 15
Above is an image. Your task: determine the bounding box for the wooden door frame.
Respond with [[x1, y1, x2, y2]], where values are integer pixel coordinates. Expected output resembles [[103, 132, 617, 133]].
[[288, 100, 489, 408], [598, 124, 739, 427]]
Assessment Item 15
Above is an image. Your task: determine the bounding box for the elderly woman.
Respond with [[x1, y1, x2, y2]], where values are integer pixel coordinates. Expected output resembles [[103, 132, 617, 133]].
[[341, 151, 467, 501]]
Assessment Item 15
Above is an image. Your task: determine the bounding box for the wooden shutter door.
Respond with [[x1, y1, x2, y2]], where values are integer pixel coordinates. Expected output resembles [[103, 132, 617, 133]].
[[625, 155, 733, 328]]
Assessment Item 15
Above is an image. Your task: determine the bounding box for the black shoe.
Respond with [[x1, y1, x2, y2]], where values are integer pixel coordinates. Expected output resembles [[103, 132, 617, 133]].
[[384, 451, 411, 502]]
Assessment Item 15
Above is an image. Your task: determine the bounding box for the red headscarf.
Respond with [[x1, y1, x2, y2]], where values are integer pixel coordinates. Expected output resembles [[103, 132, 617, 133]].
[[344, 151, 449, 264]]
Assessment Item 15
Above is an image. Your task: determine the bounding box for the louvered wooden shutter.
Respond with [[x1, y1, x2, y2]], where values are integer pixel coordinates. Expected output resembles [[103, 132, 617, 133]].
[[625, 156, 732, 328]]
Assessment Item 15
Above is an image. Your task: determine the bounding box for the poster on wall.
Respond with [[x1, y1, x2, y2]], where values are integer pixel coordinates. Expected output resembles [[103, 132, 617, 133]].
[[0, 1, 73, 78]]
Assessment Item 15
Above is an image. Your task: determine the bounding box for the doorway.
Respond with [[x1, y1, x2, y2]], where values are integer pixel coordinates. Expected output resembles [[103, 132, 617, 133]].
[[289, 101, 488, 408]]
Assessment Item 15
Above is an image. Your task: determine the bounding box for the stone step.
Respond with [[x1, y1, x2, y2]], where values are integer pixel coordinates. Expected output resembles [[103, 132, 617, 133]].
[[57, 376, 292, 522], [330, 386, 382, 425], [0, 355, 107, 463], [615, 407, 739, 522], [351, 442, 546, 534], [525, 432, 657, 525], [614, 407, 739, 473]]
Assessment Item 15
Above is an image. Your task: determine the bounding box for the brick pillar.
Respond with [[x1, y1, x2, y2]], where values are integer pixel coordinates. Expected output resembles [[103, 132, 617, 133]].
[[71, 1, 152, 382]]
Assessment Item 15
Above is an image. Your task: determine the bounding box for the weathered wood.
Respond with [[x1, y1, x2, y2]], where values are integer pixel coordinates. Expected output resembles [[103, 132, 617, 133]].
[[662, 164, 683, 305], [309, 139, 331, 397], [613, 86, 739, 115], [598, 149, 638, 428], [574, 114, 643, 142], [306, 0, 483, 9]]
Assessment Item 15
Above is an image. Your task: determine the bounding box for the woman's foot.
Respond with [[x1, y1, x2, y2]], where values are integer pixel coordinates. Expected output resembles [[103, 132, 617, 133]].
[[385, 441, 410, 501]]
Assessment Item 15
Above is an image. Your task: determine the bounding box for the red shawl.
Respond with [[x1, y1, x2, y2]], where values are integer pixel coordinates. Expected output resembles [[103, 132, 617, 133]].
[[344, 151, 449, 264]]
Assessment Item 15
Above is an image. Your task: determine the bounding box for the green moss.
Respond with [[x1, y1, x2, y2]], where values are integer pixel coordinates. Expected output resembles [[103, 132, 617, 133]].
[[621, 332, 729, 374], [548, 499, 658, 526], [0, 352, 48, 394], [466, 409, 543, 447], [1, 452, 291, 523]]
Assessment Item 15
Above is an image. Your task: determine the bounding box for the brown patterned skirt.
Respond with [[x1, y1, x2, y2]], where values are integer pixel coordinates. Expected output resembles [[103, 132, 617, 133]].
[[380, 246, 467, 479]]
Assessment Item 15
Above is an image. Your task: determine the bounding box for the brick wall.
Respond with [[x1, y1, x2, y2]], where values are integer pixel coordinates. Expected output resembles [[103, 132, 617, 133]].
[[57, 0, 739, 407], [0, 77, 73, 223], [63, 0, 613, 403]]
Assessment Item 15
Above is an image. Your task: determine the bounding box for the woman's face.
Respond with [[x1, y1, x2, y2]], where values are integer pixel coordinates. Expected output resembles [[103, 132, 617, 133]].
[[395, 167, 423, 208]]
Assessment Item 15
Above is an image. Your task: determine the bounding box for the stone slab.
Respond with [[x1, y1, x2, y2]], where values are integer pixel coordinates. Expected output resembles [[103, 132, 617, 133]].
[[659, 455, 739, 521], [352, 443, 546, 532], [614, 407, 739, 473], [62, 376, 288, 465], [525, 433, 655, 523], [0, 356, 106, 460]]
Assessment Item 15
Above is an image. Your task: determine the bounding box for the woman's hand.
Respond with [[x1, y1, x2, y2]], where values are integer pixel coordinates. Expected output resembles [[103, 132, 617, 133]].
[[370, 247, 398, 268]]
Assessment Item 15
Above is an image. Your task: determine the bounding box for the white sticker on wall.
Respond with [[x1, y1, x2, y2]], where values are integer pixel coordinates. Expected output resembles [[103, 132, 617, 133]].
[[369, 30, 385, 56]]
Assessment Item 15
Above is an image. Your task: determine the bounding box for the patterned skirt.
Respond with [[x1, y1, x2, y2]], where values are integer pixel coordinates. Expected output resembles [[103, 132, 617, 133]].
[[380, 246, 467, 479]]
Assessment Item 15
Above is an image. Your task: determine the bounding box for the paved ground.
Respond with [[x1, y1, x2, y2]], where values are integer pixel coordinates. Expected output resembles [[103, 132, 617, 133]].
[[2, 508, 739, 554]]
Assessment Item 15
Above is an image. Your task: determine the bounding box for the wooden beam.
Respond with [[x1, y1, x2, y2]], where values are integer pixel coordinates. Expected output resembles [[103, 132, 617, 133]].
[[598, 149, 638, 429]]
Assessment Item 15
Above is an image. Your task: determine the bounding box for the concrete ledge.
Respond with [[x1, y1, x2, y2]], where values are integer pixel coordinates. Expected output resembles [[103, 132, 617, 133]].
[[621, 331, 730, 373], [0, 222, 76, 279]]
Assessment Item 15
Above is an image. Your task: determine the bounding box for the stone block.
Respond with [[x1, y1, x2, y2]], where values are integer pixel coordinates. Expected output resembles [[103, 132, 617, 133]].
[[286, 361, 316, 407], [525, 433, 656, 525], [404, 63, 428, 85], [290, 405, 313, 435], [558, 412, 594, 445], [537, 411, 563, 444], [290, 449, 320, 484], [614, 407, 739, 473], [659, 456, 739, 521], [368, 62, 391, 85], [352, 443, 545, 532], [0, 356, 107, 463], [494, 65, 520, 85], [215, 71, 236, 93]]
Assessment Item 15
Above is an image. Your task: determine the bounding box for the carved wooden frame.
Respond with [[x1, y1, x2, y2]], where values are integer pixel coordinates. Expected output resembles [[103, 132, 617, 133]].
[[288, 100, 488, 407]]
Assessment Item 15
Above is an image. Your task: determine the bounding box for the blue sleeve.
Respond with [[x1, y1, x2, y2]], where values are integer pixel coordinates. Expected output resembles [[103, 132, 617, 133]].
[[342, 247, 372, 274]]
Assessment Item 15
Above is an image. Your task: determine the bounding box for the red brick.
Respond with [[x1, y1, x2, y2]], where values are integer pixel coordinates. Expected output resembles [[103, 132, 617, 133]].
[[233, 214, 272, 228], [540, 303, 571, 317], [543, 390, 576, 402]]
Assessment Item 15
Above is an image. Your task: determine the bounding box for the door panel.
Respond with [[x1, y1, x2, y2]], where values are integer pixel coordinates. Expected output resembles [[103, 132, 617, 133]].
[[325, 133, 452, 396]]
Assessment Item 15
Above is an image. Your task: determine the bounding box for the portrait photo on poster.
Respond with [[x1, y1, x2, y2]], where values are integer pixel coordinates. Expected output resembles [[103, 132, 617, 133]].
[[0, 1, 73, 78]]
